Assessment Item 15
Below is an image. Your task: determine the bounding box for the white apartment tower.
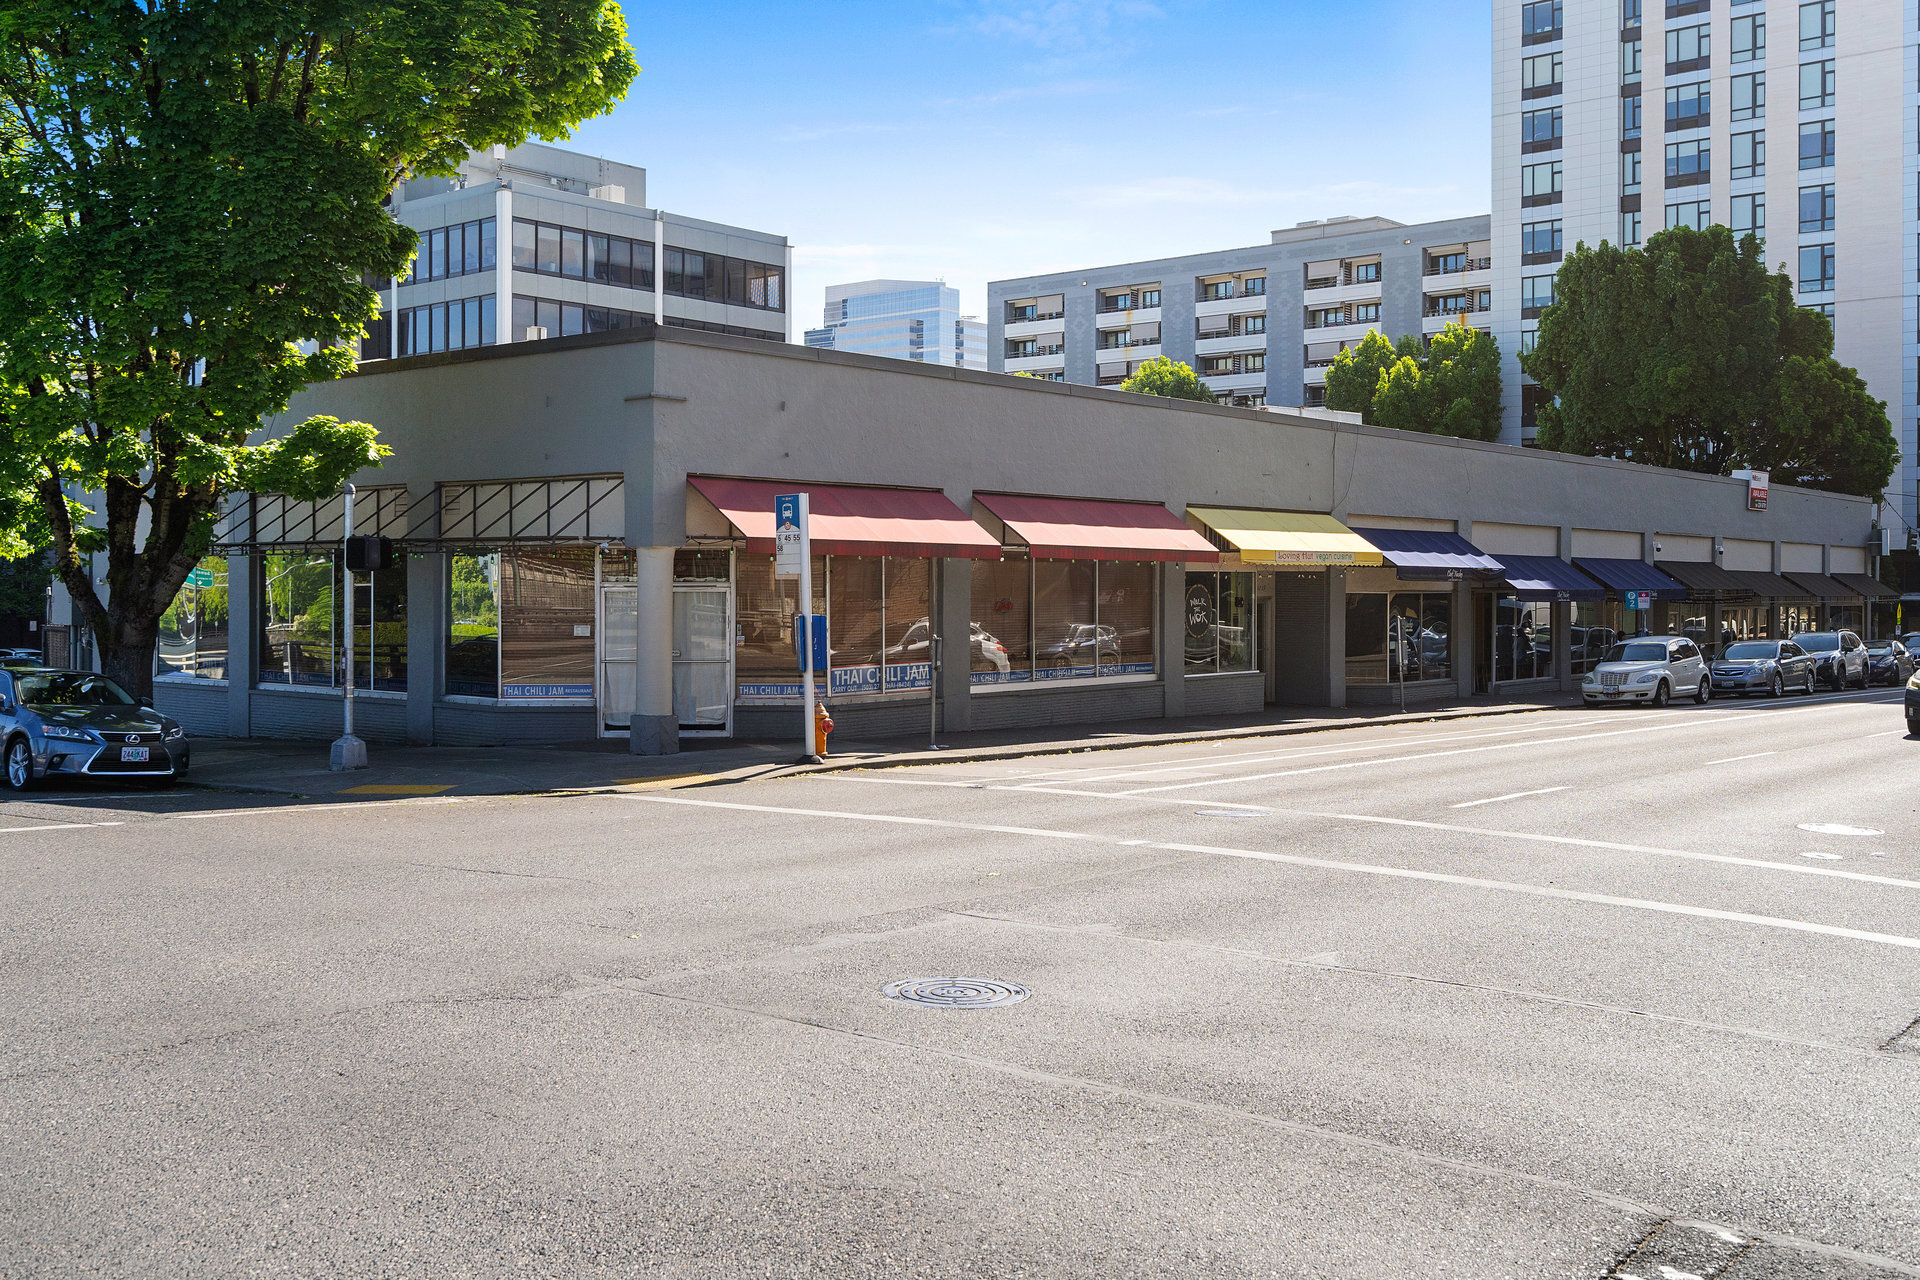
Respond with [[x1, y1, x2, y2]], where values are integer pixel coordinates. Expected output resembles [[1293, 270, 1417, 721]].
[[1492, 0, 1918, 523]]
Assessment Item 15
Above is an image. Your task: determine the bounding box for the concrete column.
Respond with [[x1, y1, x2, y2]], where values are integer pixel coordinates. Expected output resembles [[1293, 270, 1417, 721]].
[[937, 558, 972, 733], [630, 546, 678, 756], [1326, 568, 1347, 709], [1454, 579, 1476, 699], [653, 216, 667, 324], [225, 552, 253, 739], [1160, 561, 1187, 720], [1552, 601, 1573, 691], [494, 184, 514, 344], [405, 549, 444, 745]]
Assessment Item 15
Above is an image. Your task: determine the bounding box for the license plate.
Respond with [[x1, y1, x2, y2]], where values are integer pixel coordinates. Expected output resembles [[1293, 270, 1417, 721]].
[[1603, 690, 1623, 698], [120, 747, 149, 763]]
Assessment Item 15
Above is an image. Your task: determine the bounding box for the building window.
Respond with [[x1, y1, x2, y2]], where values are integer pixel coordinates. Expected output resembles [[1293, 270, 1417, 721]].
[[1522, 219, 1563, 262], [261, 552, 408, 692], [157, 555, 230, 681], [1665, 24, 1709, 72], [1186, 572, 1256, 676], [1665, 81, 1709, 130], [1798, 243, 1835, 294], [1731, 12, 1765, 63], [1521, 160, 1564, 205], [1799, 183, 1835, 232], [1665, 139, 1710, 185], [1731, 193, 1765, 239], [1244, 313, 1266, 334], [1805, 302, 1834, 321], [1622, 93, 1642, 138], [1520, 105, 1566, 150], [1522, 51, 1564, 96], [401, 218, 496, 285], [1799, 118, 1835, 170], [1307, 306, 1345, 329], [1621, 38, 1642, 84], [445, 548, 595, 699], [511, 295, 647, 341], [1799, 0, 1834, 51], [965, 559, 1157, 686], [393, 295, 496, 355], [661, 248, 785, 311], [1345, 593, 1452, 684], [1799, 59, 1835, 110], [1521, 275, 1557, 317], [1521, 0, 1563, 41], [1731, 71, 1765, 121], [1519, 328, 1539, 355], [1730, 130, 1765, 180], [1666, 199, 1712, 230], [1352, 261, 1382, 284], [1622, 149, 1643, 195], [1622, 210, 1644, 247], [1243, 275, 1266, 296], [511, 218, 656, 291], [1622, 0, 1641, 27], [1353, 302, 1381, 324]]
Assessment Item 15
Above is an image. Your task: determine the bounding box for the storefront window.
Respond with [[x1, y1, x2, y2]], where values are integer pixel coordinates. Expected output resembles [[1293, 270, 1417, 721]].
[[1493, 597, 1551, 683], [1101, 562, 1156, 675], [673, 548, 729, 581], [1347, 591, 1450, 684], [260, 552, 407, 689], [498, 548, 595, 698], [736, 554, 825, 702], [1345, 593, 1391, 684], [447, 552, 499, 696], [1780, 601, 1815, 636], [971, 558, 1032, 685], [1828, 604, 1863, 633], [1035, 561, 1096, 678], [1185, 571, 1254, 675], [158, 554, 229, 680], [973, 561, 1160, 686], [737, 554, 935, 703], [1571, 601, 1616, 674], [882, 558, 933, 691]]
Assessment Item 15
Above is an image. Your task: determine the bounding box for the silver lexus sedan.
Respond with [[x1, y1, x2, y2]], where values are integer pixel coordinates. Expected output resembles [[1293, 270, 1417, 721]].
[[0, 667, 190, 790]]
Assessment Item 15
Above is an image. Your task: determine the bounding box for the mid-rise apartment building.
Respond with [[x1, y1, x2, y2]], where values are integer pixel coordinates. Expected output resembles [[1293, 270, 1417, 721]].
[[803, 279, 987, 368], [364, 142, 790, 361], [988, 215, 1491, 408], [1491, 0, 1917, 522]]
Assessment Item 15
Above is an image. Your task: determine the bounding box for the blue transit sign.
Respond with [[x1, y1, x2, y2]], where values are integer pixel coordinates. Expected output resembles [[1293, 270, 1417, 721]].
[[775, 493, 805, 577], [792, 613, 828, 670]]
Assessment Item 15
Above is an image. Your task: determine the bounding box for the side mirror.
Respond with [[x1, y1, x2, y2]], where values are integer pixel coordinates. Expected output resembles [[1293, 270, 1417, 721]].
[[137, 695, 154, 708]]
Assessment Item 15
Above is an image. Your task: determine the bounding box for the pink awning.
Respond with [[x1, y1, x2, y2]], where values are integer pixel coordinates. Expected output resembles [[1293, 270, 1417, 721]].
[[975, 492, 1220, 563], [687, 476, 1002, 559]]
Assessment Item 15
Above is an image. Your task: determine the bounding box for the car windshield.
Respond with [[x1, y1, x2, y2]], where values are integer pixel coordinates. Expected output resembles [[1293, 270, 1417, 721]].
[[1868, 644, 1894, 655], [16, 672, 137, 707], [1722, 642, 1777, 660], [1795, 634, 1839, 652], [1603, 643, 1669, 664]]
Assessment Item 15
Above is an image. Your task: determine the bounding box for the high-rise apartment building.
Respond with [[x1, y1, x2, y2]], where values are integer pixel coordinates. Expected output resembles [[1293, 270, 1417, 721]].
[[803, 280, 987, 369], [365, 142, 790, 362], [987, 215, 1491, 408], [1491, 0, 1916, 521]]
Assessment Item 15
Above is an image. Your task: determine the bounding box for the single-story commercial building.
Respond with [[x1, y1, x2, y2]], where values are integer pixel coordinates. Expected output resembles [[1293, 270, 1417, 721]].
[[149, 324, 1888, 752]]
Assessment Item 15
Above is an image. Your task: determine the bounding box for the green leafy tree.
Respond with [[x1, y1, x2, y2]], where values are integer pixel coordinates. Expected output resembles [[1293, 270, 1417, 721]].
[[1523, 224, 1896, 497], [0, 1, 637, 696], [1118, 356, 1215, 403], [1323, 330, 1419, 422]]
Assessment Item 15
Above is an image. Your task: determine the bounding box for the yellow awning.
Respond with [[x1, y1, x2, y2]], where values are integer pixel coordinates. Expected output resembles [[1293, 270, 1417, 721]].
[[1185, 508, 1384, 566]]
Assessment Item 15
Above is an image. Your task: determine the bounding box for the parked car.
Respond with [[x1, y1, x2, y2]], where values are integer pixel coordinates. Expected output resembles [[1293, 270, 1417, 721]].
[[1867, 639, 1916, 687], [1581, 635, 1711, 707], [1709, 639, 1818, 697], [1790, 631, 1870, 690], [0, 667, 189, 791]]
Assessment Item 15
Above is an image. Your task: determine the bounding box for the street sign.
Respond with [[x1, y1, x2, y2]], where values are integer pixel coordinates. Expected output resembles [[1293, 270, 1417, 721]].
[[775, 493, 805, 577], [792, 613, 828, 670], [185, 567, 214, 589], [1625, 590, 1653, 610]]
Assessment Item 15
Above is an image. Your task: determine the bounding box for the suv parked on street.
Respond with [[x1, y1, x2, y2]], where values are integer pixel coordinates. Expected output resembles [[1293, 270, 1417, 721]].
[[1710, 638, 1818, 697], [1581, 636, 1711, 707], [1791, 631, 1869, 690], [0, 667, 189, 790]]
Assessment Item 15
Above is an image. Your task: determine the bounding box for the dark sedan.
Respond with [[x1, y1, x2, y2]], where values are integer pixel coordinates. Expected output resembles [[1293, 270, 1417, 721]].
[[1709, 639, 1818, 697], [0, 667, 189, 790], [1867, 640, 1916, 687]]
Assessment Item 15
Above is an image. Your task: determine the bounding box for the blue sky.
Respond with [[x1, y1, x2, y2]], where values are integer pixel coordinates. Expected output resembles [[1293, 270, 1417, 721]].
[[567, 1, 1492, 329]]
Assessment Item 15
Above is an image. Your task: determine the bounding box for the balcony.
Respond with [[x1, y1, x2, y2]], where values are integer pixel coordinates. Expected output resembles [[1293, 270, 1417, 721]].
[[1096, 334, 1161, 351], [1004, 342, 1065, 360], [1003, 308, 1064, 325], [1422, 257, 1491, 277], [1423, 300, 1491, 319]]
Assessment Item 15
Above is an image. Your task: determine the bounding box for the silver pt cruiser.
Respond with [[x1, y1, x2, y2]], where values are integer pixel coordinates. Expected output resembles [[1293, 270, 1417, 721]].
[[0, 667, 189, 790]]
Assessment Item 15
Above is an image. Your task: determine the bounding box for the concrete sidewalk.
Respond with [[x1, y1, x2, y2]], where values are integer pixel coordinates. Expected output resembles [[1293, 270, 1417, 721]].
[[170, 691, 1585, 800]]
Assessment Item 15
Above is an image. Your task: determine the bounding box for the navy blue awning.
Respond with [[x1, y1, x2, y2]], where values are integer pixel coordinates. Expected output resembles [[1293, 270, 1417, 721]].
[[1493, 555, 1607, 602], [1571, 558, 1689, 601], [1350, 527, 1504, 580]]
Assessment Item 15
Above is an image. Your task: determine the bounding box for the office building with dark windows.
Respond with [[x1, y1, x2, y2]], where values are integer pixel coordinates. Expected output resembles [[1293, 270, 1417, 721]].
[[364, 141, 790, 360]]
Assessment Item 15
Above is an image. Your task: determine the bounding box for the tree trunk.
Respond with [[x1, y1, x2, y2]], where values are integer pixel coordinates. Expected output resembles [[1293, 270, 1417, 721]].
[[99, 610, 162, 703]]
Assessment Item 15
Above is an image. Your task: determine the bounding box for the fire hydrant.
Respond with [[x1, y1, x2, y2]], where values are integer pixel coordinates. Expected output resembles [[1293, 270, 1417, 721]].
[[814, 702, 835, 757]]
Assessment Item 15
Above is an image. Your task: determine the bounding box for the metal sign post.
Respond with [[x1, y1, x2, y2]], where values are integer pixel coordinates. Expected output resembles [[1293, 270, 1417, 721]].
[[776, 493, 819, 763], [330, 484, 367, 771]]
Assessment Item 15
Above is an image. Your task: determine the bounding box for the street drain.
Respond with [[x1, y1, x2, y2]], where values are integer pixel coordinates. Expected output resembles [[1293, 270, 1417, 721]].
[[882, 977, 1031, 1009], [1196, 809, 1263, 818]]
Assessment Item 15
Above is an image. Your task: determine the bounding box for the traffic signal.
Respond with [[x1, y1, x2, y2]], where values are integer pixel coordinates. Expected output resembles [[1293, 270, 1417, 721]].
[[345, 535, 394, 572]]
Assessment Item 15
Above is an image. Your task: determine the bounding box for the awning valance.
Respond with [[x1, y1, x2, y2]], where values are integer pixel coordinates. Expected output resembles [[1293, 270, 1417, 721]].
[[1654, 560, 1756, 595], [1727, 571, 1802, 598], [1185, 508, 1382, 566], [1492, 555, 1606, 601], [1834, 572, 1895, 600], [1572, 558, 1689, 601], [974, 493, 1219, 563], [1350, 527, 1503, 580], [1784, 572, 1856, 600], [687, 476, 1002, 560]]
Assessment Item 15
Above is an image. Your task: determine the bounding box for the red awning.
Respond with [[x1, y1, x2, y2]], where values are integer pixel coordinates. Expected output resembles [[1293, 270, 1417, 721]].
[[975, 492, 1219, 563], [687, 476, 1002, 559]]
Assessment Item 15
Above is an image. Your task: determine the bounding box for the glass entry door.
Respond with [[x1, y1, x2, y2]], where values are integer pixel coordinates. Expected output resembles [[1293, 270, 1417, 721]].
[[673, 585, 733, 736], [597, 584, 637, 737]]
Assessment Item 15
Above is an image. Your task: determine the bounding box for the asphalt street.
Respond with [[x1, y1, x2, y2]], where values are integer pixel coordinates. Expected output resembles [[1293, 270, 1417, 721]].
[[2, 685, 1918, 1278]]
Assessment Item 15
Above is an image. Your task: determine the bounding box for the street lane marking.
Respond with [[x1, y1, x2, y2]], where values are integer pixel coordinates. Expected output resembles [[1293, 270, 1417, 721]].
[[1451, 787, 1568, 809], [339, 784, 454, 795], [0, 821, 123, 835], [633, 795, 1920, 952], [1704, 752, 1776, 765]]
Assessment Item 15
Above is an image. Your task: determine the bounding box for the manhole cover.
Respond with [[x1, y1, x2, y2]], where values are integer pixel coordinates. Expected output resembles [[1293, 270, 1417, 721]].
[[882, 977, 1030, 1009], [1797, 823, 1883, 836], [1196, 809, 1263, 818]]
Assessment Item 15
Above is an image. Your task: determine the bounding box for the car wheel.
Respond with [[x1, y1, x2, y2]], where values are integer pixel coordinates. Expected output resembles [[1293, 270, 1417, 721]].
[[1830, 666, 1847, 691], [1650, 680, 1670, 708], [1803, 670, 1816, 695], [1694, 677, 1710, 705], [2, 737, 33, 792], [1770, 673, 1784, 698]]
